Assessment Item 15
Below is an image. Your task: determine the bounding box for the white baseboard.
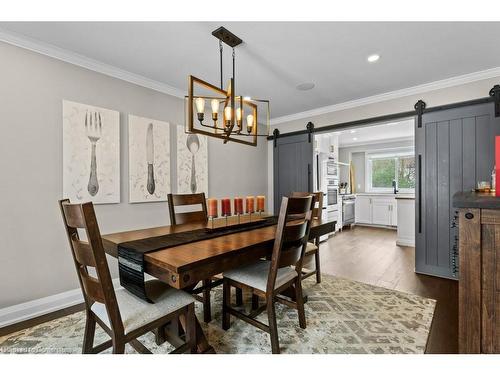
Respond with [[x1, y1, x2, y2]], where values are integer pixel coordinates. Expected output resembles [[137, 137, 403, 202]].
[[396, 239, 415, 247], [0, 278, 121, 329]]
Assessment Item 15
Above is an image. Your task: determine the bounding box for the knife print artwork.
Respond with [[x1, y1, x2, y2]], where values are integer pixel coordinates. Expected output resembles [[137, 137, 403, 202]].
[[146, 123, 155, 194], [128, 115, 170, 203]]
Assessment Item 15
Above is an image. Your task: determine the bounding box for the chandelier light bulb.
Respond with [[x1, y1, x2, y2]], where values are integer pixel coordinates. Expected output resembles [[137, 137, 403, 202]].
[[211, 99, 220, 114], [246, 114, 254, 133], [236, 108, 243, 129], [224, 106, 232, 130], [224, 106, 232, 120], [195, 97, 205, 114]]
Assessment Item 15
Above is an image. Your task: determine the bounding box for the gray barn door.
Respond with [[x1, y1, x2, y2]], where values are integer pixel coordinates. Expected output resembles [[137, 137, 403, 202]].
[[273, 133, 313, 214], [415, 103, 499, 279]]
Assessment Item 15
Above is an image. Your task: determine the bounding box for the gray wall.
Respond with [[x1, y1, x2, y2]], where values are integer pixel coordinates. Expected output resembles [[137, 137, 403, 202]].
[[0, 42, 267, 308]]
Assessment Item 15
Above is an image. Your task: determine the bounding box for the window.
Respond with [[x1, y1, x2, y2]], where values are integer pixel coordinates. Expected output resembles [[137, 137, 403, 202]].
[[366, 149, 415, 192]]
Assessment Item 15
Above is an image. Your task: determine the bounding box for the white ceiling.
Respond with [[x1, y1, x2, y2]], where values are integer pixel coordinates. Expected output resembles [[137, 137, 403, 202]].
[[1, 22, 500, 119], [336, 118, 414, 147]]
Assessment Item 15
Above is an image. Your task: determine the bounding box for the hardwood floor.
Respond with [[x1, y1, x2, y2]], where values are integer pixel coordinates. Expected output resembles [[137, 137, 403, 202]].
[[304, 225, 458, 354], [2, 225, 457, 353]]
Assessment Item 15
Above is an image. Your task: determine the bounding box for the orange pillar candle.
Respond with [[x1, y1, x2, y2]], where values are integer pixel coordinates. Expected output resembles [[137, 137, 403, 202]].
[[234, 197, 244, 215], [207, 198, 218, 218], [246, 196, 255, 213], [256, 195, 265, 212], [221, 198, 232, 216]]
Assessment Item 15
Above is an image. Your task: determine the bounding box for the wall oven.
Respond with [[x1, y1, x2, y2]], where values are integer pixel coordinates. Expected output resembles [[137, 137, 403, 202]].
[[327, 187, 338, 206], [326, 159, 338, 177], [326, 177, 339, 206]]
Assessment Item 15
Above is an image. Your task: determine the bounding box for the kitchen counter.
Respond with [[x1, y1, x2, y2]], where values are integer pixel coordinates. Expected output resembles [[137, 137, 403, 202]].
[[452, 191, 500, 209], [355, 192, 415, 199]]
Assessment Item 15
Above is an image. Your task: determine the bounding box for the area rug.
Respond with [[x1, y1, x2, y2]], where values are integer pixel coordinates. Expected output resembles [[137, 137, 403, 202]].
[[0, 275, 435, 354]]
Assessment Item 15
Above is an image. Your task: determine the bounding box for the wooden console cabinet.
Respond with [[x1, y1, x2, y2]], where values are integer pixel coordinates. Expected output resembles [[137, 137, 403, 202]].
[[454, 192, 499, 353]]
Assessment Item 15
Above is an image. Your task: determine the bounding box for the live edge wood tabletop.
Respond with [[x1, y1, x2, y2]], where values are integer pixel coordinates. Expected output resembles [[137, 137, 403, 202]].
[[101, 217, 335, 290], [101, 216, 335, 354]]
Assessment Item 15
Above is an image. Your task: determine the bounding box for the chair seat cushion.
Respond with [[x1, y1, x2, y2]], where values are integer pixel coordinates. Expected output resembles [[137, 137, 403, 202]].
[[223, 260, 298, 292], [91, 280, 195, 334], [305, 242, 318, 254]]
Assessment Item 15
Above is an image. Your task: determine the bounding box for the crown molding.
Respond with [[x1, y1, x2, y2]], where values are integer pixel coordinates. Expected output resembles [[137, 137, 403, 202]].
[[0, 28, 185, 99], [271, 67, 500, 125]]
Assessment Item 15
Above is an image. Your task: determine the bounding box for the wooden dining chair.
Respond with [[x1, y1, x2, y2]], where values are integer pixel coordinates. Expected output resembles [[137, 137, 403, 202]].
[[59, 199, 197, 354], [167, 193, 231, 323], [222, 196, 314, 354], [290, 191, 323, 283]]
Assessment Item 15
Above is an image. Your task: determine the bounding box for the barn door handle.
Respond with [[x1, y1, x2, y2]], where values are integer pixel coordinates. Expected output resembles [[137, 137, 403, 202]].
[[418, 154, 422, 233], [307, 163, 312, 192]]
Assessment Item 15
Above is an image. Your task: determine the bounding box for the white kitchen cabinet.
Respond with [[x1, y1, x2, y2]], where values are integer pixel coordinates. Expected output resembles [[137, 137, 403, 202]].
[[391, 200, 398, 226], [355, 196, 372, 224], [396, 198, 415, 246], [354, 194, 398, 227], [372, 199, 392, 226]]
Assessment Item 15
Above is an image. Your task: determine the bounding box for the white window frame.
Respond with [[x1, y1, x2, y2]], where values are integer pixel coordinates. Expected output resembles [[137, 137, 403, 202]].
[[365, 147, 415, 193]]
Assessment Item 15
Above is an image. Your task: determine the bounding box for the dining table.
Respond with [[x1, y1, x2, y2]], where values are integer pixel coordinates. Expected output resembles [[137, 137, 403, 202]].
[[101, 215, 336, 353]]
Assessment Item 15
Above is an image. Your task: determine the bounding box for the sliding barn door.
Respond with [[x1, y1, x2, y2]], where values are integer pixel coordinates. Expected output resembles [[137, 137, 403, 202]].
[[273, 133, 313, 214], [415, 103, 499, 279]]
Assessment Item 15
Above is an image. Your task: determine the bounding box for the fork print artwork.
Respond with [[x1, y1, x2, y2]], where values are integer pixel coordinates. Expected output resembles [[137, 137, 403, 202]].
[[85, 111, 102, 196], [63, 100, 120, 204]]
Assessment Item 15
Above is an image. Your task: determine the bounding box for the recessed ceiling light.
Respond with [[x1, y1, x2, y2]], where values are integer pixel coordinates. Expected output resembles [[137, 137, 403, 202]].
[[350, 130, 356, 134], [296, 82, 315, 91], [353, 137, 358, 141], [367, 54, 380, 63]]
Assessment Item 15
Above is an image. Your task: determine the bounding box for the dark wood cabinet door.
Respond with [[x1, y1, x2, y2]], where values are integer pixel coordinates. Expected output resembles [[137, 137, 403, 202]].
[[481, 210, 500, 353], [273, 133, 313, 214]]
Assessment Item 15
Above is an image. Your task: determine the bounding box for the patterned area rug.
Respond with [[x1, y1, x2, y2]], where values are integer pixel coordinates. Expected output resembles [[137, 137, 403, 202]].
[[0, 275, 435, 354]]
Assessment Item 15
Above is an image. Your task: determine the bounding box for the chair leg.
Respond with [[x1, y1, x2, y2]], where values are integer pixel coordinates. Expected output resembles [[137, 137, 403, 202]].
[[314, 244, 321, 283], [222, 279, 231, 330], [154, 325, 167, 345], [202, 279, 212, 323], [236, 287, 243, 306], [294, 281, 307, 329], [251, 294, 259, 310], [266, 296, 280, 354], [185, 304, 197, 353], [112, 337, 126, 354], [82, 313, 96, 354]]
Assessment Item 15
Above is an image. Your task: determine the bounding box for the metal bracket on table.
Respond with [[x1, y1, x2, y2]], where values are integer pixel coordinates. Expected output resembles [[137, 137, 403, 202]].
[[414, 100, 426, 128]]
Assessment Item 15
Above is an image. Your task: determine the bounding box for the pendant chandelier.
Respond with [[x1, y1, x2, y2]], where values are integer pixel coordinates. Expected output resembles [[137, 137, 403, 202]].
[[186, 27, 270, 147]]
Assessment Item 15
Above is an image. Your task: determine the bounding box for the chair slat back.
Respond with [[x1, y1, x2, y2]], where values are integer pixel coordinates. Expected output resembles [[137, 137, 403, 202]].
[[59, 199, 124, 333], [167, 193, 208, 225], [290, 191, 323, 219], [267, 196, 314, 292]]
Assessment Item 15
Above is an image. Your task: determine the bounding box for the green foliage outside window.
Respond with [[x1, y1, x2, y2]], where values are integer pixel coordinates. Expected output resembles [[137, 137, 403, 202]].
[[370, 154, 415, 191], [372, 158, 396, 188]]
